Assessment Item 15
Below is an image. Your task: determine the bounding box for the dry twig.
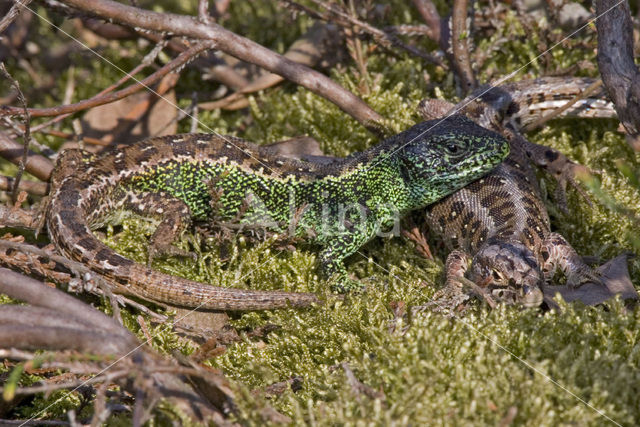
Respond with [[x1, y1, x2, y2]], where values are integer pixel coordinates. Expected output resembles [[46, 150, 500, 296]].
[[451, 0, 477, 94], [596, 0, 640, 150], [50, 0, 386, 134]]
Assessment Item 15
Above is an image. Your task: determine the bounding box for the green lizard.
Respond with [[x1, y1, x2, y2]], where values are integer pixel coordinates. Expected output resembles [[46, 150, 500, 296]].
[[46, 114, 509, 310]]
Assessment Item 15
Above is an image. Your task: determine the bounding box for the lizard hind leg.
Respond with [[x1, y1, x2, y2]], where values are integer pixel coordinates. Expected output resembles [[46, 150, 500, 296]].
[[540, 232, 601, 288], [121, 190, 194, 266]]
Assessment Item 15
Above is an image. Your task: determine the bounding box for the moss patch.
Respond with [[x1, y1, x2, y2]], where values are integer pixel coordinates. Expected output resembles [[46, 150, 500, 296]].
[[2, 1, 640, 424]]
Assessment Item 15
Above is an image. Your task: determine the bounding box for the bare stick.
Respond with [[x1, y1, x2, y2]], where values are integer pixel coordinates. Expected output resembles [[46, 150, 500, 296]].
[[0, 175, 47, 196], [199, 22, 343, 111], [523, 80, 604, 132], [286, 0, 444, 66], [0, 63, 32, 203], [30, 42, 166, 134], [53, 0, 385, 134], [0, 266, 135, 339], [0, 132, 52, 181], [451, 0, 477, 94], [596, 0, 640, 148], [1, 41, 213, 118], [0, 0, 32, 33], [412, 0, 442, 44]]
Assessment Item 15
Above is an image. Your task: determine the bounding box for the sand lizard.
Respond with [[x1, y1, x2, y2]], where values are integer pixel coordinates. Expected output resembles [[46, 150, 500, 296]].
[[419, 77, 616, 308]]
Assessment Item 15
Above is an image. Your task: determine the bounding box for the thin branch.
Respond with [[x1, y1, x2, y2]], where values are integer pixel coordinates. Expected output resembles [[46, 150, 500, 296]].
[[0, 266, 136, 339], [0, 132, 53, 181], [199, 22, 343, 111], [0, 0, 32, 33], [0, 63, 32, 203], [451, 0, 477, 94], [5, 370, 130, 395], [0, 324, 135, 353], [596, 0, 640, 149], [287, 0, 444, 66], [0, 174, 48, 196], [522, 79, 604, 131], [52, 0, 386, 134], [411, 0, 442, 44], [30, 40, 167, 134], [1, 41, 213, 118]]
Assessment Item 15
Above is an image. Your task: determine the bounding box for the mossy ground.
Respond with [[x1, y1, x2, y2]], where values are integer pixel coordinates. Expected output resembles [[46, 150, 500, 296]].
[[2, 1, 640, 425]]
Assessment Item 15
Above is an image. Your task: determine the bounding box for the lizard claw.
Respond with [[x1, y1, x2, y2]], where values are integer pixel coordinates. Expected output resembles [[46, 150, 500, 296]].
[[329, 275, 366, 294]]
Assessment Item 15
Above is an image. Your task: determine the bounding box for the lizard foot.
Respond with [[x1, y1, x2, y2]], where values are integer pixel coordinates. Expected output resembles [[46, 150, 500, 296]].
[[428, 285, 472, 314], [541, 232, 601, 288], [329, 275, 366, 293]]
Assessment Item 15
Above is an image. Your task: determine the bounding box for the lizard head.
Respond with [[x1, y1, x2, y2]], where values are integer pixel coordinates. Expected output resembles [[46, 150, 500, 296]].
[[398, 114, 510, 206], [468, 241, 544, 308]]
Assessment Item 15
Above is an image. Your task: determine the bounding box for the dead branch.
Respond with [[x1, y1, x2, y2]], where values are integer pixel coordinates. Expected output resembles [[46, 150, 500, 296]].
[[0, 63, 32, 203], [0, 41, 212, 118], [0, 132, 53, 181], [0, 0, 32, 34], [0, 267, 133, 338], [286, 0, 444, 66], [199, 22, 344, 111], [48, 0, 385, 134], [411, 0, 442, 44], [30, 39, 168, 135], [0, 269, 237, 424], [0, 203, 39, 228], [451, 0, 477, 94], [596, 0, 640, 149], [522, 79, 604, 131], [0, 324, 134, 353]]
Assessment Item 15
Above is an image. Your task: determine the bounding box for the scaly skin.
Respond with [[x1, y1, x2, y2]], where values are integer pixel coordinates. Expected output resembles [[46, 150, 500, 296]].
[[419, 77, 615, 309], [46, 115, 509, 310]]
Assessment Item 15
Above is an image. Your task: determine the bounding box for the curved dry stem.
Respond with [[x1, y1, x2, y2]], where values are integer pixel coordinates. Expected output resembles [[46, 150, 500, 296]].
[[52, 0, 385, 134]]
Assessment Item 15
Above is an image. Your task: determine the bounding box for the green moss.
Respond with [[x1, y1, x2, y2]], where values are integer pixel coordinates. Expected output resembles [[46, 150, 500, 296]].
[[3, 1, 640, 425]]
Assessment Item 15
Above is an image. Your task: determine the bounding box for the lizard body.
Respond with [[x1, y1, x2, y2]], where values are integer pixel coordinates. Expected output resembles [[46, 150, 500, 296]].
[[419, 77, 616, 308], [46, 115, 509, 310]]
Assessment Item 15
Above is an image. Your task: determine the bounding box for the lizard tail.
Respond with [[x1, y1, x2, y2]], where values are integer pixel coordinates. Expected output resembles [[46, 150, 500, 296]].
[[46, 182, 320, 311]]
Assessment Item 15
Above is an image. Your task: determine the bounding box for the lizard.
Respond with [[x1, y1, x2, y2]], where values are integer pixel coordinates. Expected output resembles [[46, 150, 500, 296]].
[[44, 114, 510, 311], [418, 77, 616, 309]]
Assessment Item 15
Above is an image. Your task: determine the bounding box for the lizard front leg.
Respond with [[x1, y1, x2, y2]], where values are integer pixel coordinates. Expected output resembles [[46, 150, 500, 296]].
[[540, 232, 600, 288], [430, 250, 473, 310], [318, 233, 367, 293], [121, 191, 194, 266]]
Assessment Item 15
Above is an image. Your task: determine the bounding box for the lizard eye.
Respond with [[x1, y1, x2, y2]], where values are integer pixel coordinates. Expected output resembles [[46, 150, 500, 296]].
[[445, 143, 460, 154]]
